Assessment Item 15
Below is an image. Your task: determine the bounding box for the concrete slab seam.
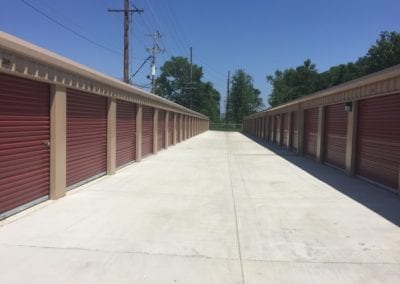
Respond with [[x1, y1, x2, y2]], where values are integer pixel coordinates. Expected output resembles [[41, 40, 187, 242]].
[[225, 133, 246, 284]]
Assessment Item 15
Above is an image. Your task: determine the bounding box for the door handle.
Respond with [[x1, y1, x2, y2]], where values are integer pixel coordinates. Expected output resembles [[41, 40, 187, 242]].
[[42, 141, 51, 148]]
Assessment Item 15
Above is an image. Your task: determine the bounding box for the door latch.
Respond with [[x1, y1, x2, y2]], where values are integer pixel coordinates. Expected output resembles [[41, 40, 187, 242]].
[[42, 140, 51, 148]]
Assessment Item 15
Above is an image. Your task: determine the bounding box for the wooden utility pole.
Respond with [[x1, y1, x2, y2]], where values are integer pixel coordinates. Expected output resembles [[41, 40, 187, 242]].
[[190, 47, 193, 109], [225, 71, 230, 123], [108, 0, 143, 83]]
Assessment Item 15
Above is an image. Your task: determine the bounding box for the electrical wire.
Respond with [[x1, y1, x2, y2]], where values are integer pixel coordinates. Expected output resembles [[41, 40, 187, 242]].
[[131, 55, 152, 79], [20, 0, 122, 55]]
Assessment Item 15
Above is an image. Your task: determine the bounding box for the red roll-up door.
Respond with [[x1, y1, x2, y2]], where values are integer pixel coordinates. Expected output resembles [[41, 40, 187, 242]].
[[274, 115, 280, 144], [183, 115, 186, 140], [356, 95, 400, 190], [268, 116, 272, 142], [158, 109, 165, 151], [67, 89, 107, 187], [177, 114, 181, 142], [168, 113, 174, 145], [324, 103, 347, 169], [116, 100, 136, 168], [264, 116, 268, 140], [142, 106, 154, 157], [290, 111, 298, 151], [304, 107, 318, 158], [0, 74, 50, 216], [282, 113, 289, 147]]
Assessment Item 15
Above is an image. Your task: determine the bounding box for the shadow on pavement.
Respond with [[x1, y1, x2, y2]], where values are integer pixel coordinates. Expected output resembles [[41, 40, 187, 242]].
[[242, 132, 400, 227]]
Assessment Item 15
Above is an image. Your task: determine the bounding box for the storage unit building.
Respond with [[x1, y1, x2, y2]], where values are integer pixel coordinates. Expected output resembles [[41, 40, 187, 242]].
[[0, 32, 209, 219]]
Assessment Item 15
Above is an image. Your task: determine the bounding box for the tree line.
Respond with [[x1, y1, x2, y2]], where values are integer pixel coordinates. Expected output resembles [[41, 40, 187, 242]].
[[154, 56, 221, 122], [267, 31, 400, 107], [153, 31, 400, 123], [154, 58, 263, 124]]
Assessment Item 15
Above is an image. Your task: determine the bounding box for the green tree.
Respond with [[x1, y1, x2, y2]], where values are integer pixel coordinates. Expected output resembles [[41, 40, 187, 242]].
[[155, 56, 221, 122], [266, 31, 400, 108], [197, 82, 220, 122], [226, 70, 263, 124], [267, 59, 320, 107], [359, 31, 400, 74]]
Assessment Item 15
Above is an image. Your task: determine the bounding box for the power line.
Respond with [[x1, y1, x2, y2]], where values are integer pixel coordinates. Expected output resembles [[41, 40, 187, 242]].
[[131, 55, 152, 79], [20, 0, 122, 56]]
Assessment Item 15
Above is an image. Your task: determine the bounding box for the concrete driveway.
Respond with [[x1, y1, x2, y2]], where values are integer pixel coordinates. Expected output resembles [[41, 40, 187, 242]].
[[0, 131, 399, 284]]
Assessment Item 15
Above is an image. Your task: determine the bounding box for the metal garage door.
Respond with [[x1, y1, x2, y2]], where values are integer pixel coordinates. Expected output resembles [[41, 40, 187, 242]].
[[116, 100, 136, 168], [67, 89, 107, 187], [183, 115, 187, 140], [142, 106, 154, 157], [168, 112, 174, 145], [268, 116, 272, 142], [158, 109, 165, 151], [0, 74, 50, 216], [290, 111, 298, 151], [282, 113, 289, 147], [177, 114, 181, 142], [304, 107, 318, 158], [324, 103, 347, 169], [274, 115, 280, 144], [356, 95, 400, 190]]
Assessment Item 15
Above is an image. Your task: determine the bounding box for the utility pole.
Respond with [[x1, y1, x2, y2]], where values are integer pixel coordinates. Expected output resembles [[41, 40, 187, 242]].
[[225, 71, 230, 123], [146, 31, 165, 93], [190, 47, 193, 109], [182, 47, 196, 109], [108, 0, 143, 83]]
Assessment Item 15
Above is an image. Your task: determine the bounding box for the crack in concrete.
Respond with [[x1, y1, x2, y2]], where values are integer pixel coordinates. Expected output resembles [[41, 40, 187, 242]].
[[244, 257, 400, 265], [0, 243, 239, 262], [225, 133, 246, 284], [4, 243, 398, 266]]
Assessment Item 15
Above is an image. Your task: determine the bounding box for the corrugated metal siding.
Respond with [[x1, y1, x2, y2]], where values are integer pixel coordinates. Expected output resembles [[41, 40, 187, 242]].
[[282, 113, 289, 147], [157, 109, 165, 151], [304, 108, 318, 158], [324, 103, 347, 169], [0, 74, 50, 214], [142, 106, 153, 157], [116, 100, 136, 168], [290, 111, 298, 151], [67, 89, 107, 187], [168, 113, 174, 145], [356, 95, 400, 190]]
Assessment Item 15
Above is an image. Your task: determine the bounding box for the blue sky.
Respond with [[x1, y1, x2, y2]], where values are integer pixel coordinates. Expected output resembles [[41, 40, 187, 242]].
[[1, 0, 399, 110]]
